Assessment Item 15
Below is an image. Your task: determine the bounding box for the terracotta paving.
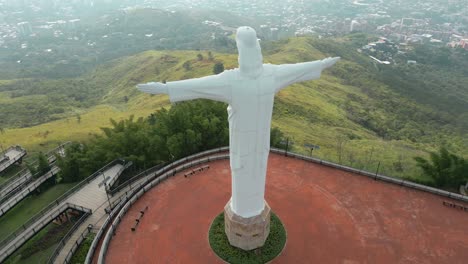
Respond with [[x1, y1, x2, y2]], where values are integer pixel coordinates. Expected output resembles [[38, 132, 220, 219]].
[[106, 153, 468, 264]]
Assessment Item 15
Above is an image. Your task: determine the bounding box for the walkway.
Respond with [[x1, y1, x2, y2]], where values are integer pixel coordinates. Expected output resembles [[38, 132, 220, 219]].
[[53, 163, 125, 264], [0, 162, 126, 263], [0, 146, 26, 174], [0, 166, 60, 217], [0, 170, 32, 201], [0, 143, 67, 200], [105, 153, 468, 264]]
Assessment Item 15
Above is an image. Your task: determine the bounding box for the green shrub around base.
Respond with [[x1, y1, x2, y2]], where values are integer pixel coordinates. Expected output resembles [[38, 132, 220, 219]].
[[209, 212, 286, 264]]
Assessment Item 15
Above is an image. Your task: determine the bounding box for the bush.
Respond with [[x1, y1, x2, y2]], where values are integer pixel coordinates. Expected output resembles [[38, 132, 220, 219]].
[[213, 62, 224, 74], [209, 212, 286, 264]]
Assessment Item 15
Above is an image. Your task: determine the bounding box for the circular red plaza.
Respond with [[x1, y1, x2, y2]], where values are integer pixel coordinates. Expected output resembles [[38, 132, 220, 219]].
[[105, 153, 468, 263]]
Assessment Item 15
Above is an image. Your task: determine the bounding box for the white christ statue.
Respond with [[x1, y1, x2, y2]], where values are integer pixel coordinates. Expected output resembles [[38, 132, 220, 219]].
[[138, 26, 339, 219]]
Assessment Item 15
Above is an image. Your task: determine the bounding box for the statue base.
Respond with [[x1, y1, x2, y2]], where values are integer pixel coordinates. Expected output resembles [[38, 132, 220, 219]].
[[224, 201, 271, 250]]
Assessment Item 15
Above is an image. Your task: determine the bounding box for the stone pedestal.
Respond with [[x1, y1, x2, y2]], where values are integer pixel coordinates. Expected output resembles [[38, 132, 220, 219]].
[[224, 200, 271, 250]]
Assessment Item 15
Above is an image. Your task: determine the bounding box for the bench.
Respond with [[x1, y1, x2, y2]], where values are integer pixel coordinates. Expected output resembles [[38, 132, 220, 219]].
[[131, 205, 149, 231], [442, 200, 468, 212], [184, 165, 210, 178]]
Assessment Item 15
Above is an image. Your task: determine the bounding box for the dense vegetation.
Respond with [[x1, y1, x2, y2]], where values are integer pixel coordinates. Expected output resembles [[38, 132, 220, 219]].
[[69, 233, 95, 264], [56, 99, 285, 183], [414, 148, 468, 190], [57, 99, 229, 182], [1, 32, 466, 184]]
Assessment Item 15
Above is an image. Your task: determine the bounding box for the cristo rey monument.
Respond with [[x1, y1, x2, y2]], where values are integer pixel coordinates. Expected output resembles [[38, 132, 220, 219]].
[[137, 26, 339, 250]]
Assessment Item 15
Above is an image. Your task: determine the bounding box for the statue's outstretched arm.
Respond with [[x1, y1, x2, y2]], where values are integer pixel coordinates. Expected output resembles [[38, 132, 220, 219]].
[[137, 73, 231, 104], [274, 57, 340, 92]]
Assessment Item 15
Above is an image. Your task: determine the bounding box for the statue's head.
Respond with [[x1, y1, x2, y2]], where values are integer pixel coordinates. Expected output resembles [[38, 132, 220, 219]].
[[236, 26, 263, 78]]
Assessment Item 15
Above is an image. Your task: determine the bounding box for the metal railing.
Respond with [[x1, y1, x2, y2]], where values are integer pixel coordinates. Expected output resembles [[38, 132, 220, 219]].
[[270, 148, 468, 203], [97, 152, 229, 264], [0, 159, 128, 251], [0, 166, 60, 217], [84, 199, 124, 264], [0, 171, 32, 201], [91, 146, 468, 263], [48, 211, 92, 264], [106, 161, 133, 192], [0, 142, 70, 197], [0, 146, 27, 173], [0, 203, 91, 263], [109, 147, 228, 196], [62, 225, 93, 264], [108, 163, 164, 195]]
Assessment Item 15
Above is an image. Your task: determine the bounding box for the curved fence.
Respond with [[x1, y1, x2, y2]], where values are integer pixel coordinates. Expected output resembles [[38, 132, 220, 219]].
[[109, 147, 229, 196], [269, 148, 468, 203], [0, 159, 128, 253], [97, 153, 229, 264], [0, 203, 91, 263], [91, 146, 468, 263], [47, 211, 91, 264], [84, 199, 124, 264], [83, 147, 228, 264]]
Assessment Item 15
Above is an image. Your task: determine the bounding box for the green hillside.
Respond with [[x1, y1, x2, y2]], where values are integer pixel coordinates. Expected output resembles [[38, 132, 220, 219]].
[[0, 36, 466, 180]]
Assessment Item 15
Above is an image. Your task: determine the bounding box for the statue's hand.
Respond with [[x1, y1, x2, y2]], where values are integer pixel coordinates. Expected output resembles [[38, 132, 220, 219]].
[[136, 82, 168, 94], [321, 57, 340, 70]]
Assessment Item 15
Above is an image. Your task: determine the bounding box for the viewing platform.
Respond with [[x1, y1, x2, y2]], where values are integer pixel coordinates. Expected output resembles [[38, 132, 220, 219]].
[[99, 150, 468, 263]]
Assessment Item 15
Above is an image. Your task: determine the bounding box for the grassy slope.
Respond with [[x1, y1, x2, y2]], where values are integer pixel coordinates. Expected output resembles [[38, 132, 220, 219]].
[[0, 38, 465, 180]]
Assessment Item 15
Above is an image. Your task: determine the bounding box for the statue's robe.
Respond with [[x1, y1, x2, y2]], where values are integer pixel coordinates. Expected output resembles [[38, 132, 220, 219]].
[[166, 62, 323, 217]]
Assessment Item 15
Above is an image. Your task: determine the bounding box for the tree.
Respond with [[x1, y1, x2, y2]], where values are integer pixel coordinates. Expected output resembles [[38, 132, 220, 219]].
[[414, 147, 468, 189], [57, 143, 86, 183], [270, 127, 284, 149], [197, 54, 204, 61], [335, 135, 348, 164], [213, 62, 224, 74], [183, 61, 192, 71], [35, 152, 50, 178]]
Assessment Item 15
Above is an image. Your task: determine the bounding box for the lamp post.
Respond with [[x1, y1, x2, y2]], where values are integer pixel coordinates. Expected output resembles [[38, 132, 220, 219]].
[[280, 138, 293, 157], [304, 143, 320, 157], [101, 171, 112, 214]]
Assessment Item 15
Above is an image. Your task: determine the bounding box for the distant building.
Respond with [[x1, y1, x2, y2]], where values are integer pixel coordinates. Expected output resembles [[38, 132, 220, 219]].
[[350, 20, 360, 32], [270, 27, 279, 40], [461, 39, 468, 50], [260, 25, 270, 39], [17, 21, 32, 36]]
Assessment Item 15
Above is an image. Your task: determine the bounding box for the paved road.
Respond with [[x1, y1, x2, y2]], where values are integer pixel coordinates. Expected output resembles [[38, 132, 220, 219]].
[[0, 163, 124, 263]]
